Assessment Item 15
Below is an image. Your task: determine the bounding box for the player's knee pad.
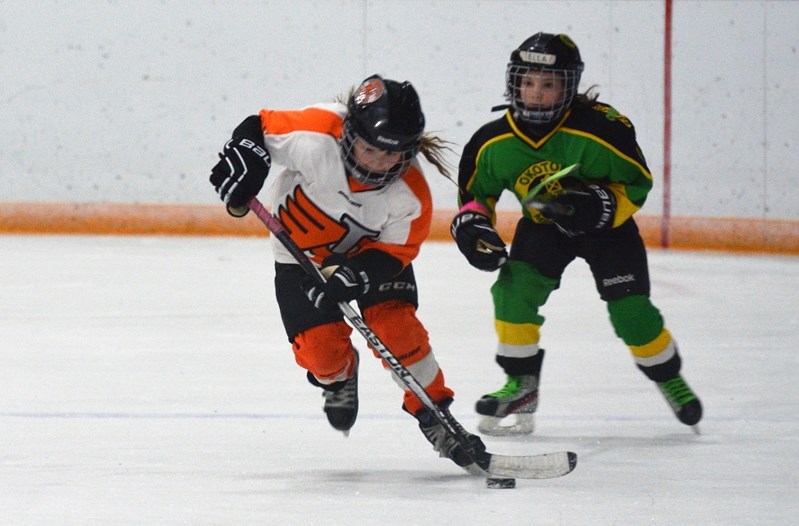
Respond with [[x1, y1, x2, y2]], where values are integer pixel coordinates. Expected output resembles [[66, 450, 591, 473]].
[[363, 300, 431, 366], [292, 321, 354, 384], [607, 295, 664, 346], [491, 260, 558, 323]]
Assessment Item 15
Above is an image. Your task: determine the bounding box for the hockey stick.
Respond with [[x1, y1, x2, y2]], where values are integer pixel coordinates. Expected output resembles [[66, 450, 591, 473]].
[[245, 197, 577, 479], [522, 163, 581, 206], [245, 199, 478, 446]]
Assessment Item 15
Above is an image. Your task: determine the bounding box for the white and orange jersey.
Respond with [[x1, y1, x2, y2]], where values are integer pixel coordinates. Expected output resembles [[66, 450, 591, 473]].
[[258, 102, 432, 268]]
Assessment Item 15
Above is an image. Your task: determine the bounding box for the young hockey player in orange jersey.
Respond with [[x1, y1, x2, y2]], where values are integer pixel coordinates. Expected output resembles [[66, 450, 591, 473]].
[[209, 74, 485, 471]]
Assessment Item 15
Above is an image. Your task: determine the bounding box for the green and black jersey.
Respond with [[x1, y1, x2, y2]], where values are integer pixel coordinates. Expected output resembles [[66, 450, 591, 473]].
[[457, 102, 652, 227]]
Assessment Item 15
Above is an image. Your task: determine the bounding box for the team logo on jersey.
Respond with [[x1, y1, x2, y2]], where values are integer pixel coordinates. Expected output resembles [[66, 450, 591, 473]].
[[514, 161, 572, 224], [514, 161, 570, 197], [592, 104, 633, 128], [278, 186, 379, 263]]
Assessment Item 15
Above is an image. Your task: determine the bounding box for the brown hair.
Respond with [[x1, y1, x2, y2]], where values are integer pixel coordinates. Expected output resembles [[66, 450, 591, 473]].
[[418, 133, 455, 178], [573, 84, 600, 107]]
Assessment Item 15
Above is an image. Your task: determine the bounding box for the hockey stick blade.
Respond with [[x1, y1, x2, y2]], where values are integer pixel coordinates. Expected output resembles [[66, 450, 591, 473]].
[[522, 163, 581, 205], [484, 450, 577, 479]]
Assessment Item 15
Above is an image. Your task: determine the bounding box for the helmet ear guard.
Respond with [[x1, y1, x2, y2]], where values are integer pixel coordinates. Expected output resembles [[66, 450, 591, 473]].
[[506, 33, 584, 124], [341, 75, 425, 187]]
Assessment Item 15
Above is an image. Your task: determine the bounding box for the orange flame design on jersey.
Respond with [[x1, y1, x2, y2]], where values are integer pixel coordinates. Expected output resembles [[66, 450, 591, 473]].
[[277, 187, 346, 263]]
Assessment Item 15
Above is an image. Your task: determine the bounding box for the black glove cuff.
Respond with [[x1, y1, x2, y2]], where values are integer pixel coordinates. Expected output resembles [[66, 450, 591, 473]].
[[229, 115, 272, 171], [232, 115, 265, 143], [450, 210, 492, 239], [585, 184, 616, 231]]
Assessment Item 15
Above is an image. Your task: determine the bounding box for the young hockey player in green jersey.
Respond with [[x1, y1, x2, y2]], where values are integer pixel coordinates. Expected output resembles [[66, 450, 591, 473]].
[[450, 32, 702, 435]]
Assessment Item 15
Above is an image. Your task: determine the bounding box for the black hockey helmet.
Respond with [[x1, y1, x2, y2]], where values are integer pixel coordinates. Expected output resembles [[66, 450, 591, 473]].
[[505, 33, 584, 124], [341, 74, 425, 187]]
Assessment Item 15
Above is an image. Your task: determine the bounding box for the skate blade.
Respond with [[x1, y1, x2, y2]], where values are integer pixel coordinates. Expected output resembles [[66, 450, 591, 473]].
[[477, 413, 534, 436]]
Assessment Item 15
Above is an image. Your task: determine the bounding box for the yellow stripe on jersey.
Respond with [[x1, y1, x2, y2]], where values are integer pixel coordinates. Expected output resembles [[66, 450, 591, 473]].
[[559, 127, 652, 180], [606, 182, 641, 227]]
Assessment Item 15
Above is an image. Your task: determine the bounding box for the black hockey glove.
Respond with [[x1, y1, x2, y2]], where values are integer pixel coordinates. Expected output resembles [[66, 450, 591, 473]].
[[303, 264, 371, 311], [209, 116, 271, 217], [532, 184, 616, 237], [450, 211, 508, 271], [302, 250, 402, 311]]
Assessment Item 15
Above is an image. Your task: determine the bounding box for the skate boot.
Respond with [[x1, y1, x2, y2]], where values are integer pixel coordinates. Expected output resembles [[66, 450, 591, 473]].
[[415, 400, 488, 475], [657, 374, 702, 429], [321, 352, 359, 436], [475, 375, 538, 436]]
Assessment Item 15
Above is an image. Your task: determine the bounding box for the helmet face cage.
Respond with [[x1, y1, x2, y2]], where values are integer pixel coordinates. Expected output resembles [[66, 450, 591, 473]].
[[340, 119, 418, 187], [506, 65, 582, 124], [340, 75, 424, 187], [505, 33, 584, 124]]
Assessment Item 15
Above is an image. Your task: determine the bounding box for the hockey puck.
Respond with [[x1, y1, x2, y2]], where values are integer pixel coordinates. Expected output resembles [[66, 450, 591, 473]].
[[485, 477, 516, 489]]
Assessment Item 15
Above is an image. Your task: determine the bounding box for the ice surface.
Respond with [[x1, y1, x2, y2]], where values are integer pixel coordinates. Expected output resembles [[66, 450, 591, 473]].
[[1, 235, 797, 525]]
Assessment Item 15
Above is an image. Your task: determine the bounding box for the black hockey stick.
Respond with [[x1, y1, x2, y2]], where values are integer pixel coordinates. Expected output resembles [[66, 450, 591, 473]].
[[244, 200, 479, 451], [245, 197, 577, 479]]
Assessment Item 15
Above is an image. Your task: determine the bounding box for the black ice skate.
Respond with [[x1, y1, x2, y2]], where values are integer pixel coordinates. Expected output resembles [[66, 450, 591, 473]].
[[322, 352, 359, 436], [657, 374, 702, 430], [475, 375, 538, 436], [416, 400, 487, 473]]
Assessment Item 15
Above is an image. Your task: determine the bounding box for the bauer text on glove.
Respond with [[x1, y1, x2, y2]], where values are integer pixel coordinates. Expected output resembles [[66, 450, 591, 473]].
[[531, 184, 616, 236], [209, 115, 271, 217]]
